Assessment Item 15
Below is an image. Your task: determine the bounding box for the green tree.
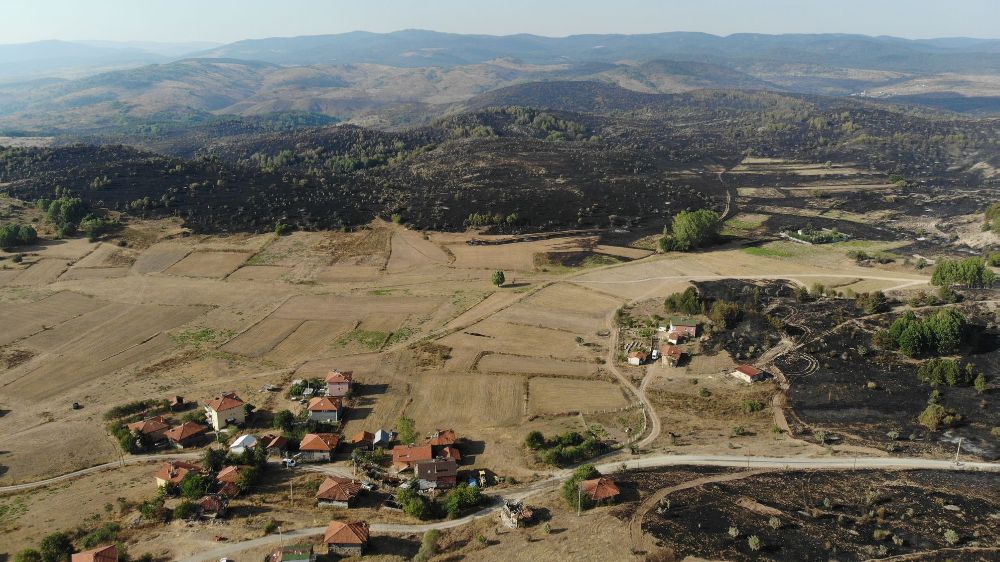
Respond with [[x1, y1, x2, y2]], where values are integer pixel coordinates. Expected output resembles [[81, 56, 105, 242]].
[[414, 529, 440, 562], [444, 483, 483, 517], [974, 372, 987, 393], [669, 209, 721, 251], [173, 500, 199, 519], [202, 448, 226, 472], [492, 270, 505, 287], [179, 472, 212, 499], [397, 487, 430, 519], [272, 409, 295, 432], [14, 549, 44, 562], [38, 532, 73, 562], [709, 300, 742, 329], [524, 431, 545, 450], [931, 257, 996, 288], [562, 464, 599, 510], [897, 324, 926, 357], [397, 416, 417, 444], [664, 287, 702, 314]]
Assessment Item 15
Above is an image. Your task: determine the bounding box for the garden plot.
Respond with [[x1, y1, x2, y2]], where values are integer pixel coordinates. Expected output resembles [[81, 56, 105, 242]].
[[405, 373, 525, 428], [164, 250, 250, 278], [265, 319, 357, 363], [221, 316, 304, 357], [130, 242, 191, 274], [527, 377, 629, 415], [0, 291, 105, 346], [226, 265, 291, 282], [476, 353, 598, 378], [6, 259, 69, 286]]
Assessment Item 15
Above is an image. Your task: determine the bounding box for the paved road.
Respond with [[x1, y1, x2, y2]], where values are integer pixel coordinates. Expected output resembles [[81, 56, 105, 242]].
[[175, 453, 996, 562], [0, 452, 201, 494]]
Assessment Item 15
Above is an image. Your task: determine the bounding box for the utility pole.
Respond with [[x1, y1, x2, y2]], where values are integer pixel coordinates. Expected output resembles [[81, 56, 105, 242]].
[[289, 480, 293, 506], [954, 437, 963, 465], [577, 483, 582, 517]]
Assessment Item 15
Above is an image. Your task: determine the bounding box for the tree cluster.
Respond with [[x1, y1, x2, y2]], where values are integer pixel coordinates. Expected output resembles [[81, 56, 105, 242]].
[[877, 309, 966, 357], [917, 358, 980, 388], [659, 209, 721, 252], [664, 287, 703, 315], [561, 464, 599, 511], [525, 430, 603, 467], [0, 223, 37, 249], [930, 257, 996, 288]]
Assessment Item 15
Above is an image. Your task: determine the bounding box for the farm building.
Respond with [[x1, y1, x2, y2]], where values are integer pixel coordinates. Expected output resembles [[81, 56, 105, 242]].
[[204, 392, 246, 430], [126, 415, 171, 442], [163, 421, 208, 448], [414, 458, 459, 489], [229, 434, 258, 455], [266, 544, 316, 562], [306, 396, 343, 422], [218, 481, 241, 498], [262, 434, 289, 456], [71, 544, 118, 562], [216, 465, 248, 485], [627, 350, 648, 366], [660, 345, 686, 367], [731, 364, 767, 383], [373, 429, 394, 447], [500, 500, 535, 529], [324, 520, 370, 556], [299, 433, 340, 462], [197, 494, 229, 519], [391, 444, 433, 472], [169, 396, 185, 411], [349, 431, 375, 446], [325, 370, 354, 397], [669, 317, 698, 337], [665, 330, 686, 345], [428, 428, 457, 446], [154, 460, 202, 487], [316, 476, 364, 508], [439, 445, 462, 461], [580, 477, 621, 504]]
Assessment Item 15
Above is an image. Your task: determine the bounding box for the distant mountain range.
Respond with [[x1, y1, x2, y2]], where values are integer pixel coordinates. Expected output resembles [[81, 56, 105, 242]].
[[1, 30, 1000, 134]]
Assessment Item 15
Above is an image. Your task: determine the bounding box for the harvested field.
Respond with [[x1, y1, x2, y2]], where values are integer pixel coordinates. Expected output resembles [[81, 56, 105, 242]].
[[221, 316, 303, 357], [164, 250, 249, 278], [271, 294, 443, 321], [440, 318, 589, 360], [0, 291, 105, 346], [495, 305, 604, 335], [447, 235, 600, 271], [523, 282, 621, 315], [477, 353, 599, 378], [312, 264, 382, 282], [405, 373, 525, 427], [6, 259, 68, 285], [225, 265, 291, 282], [131, 243, 191, 274], [316, 226, 392, 266], [386, 228, 450, 272], [59, 267, 129, 281], [265, 319, 356, 363], [528, 377, 629, 415]]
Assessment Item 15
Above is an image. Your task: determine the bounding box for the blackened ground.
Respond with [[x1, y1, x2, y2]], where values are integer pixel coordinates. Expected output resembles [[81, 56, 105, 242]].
[[638, 469, 999, 562]]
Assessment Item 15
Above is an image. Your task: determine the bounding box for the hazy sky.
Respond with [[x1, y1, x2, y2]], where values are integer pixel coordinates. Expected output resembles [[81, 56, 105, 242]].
[[2, 0, 999, 44]]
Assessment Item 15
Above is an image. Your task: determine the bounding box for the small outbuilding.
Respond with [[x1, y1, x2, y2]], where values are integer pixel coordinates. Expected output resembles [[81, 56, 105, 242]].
[[580, 477, 621, 504], [71, 544, 118, 562], [731, 364, 767, 383], [154, 460, 202, 487], [229, 434, 258, 455], [163, 421, 208, 449], [316, 476, 364, 508], [660, 345, 686, 367], [324, 520, 369, 556], [627, 350, 649, 366]]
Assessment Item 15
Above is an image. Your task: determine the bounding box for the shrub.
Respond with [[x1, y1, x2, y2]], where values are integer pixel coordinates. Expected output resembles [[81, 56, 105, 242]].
[[272, 409, 295, 432], [741, 400, 765, 414], [0, 223, 38, 249], [80, 523, 120, 548], [728, 526, 740, 538], [855, 291, 889, 314], [918, 403, 962, 430], [974, 372, 988, 393], [748, 535, 762, 551], [397, 487, 430, 519], [397, 416, 417, 444], [274, 222, 292, 235], [943, 529, 959, 546], [444, 483, 483, 518], [524, 431, 545, 450], [14, 549, 43, 562], [173, 500, 198, 520], [768, 517, 781, 530], [414, 529, 441, 562], [180, 472, 212, 499], [492, 270, 505, 287], [709, 300, 742, 329], [38, 532, 73, 562]]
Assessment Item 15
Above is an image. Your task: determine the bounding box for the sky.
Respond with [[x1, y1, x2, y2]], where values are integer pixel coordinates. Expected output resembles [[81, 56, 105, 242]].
[[1, 0, 999, 45]]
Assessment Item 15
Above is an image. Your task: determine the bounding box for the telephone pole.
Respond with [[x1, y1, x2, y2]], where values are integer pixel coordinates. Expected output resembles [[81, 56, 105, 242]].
[[954, 437, 963, 465]]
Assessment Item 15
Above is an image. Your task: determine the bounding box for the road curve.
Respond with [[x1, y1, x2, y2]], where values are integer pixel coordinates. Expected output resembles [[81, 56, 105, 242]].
[[176, 453, 996, 562]]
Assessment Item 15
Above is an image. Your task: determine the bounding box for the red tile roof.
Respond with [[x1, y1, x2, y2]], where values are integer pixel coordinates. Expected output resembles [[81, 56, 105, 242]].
[[325, 370, 354, 384], [734, 364, 761, 377], [324, 520, 369, 545], [628, 350, 649, 360], [300, 433, 340, 452], [307, 396, 342, 412], [264, 434, 289, 449], [154, 461, 202, 485], [164, 421, 208, 442], [205, 392, 244, 412], [316, 476, 363, 502], [428, 429, 457, 446], [580, 477, 621, 501], [216, 465, 247, 484], [198, 494, 227, 514], [440, 445, 462, 461], [391, 444, 433, 468], [218, 481, 241, 498], [660, 345, 684, 360], [71, 544, 118, 562], [126, 415, 170, 435], [350, 431, 375, 444]]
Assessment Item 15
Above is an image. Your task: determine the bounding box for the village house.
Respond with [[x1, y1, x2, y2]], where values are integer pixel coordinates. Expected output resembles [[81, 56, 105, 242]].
[[439, 445, 462, 462], [299, 433, 340, 462], [262, 434, 289, 457], [197, 493, 229, 519], [154, 460, 202, 487], [316, 476, 364, 508], [306, 396, 342, 423], [669, 317, 698, 338], [229, 434, 258, 455], [580, 477, 621, 504], [414, 458, 459, 489], [204, 392, 245, 431], [660, 345, 686, 367], [665, 330, 687, 345], [627, 350, 649, 366], [163, 421, 208, 449], [325, 370, 354, 397], [324, 520, 370, 556], [391, 444, 433, 472], [731, 364, 767, 383], [349, 431, 375, 447], [428, 429, 457, 446], [373, 428, 394, 448], [266, 544, 317, 562], [126, 415, 171, 443], [71, 544, 118, 562], [216, 465, 248, 486], [218, 481, 241, 498]]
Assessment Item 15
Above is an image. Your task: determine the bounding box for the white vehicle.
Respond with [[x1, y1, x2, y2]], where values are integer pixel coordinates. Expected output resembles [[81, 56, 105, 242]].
[[281, 457, 298, 468], [651, 349, 660, 361]]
